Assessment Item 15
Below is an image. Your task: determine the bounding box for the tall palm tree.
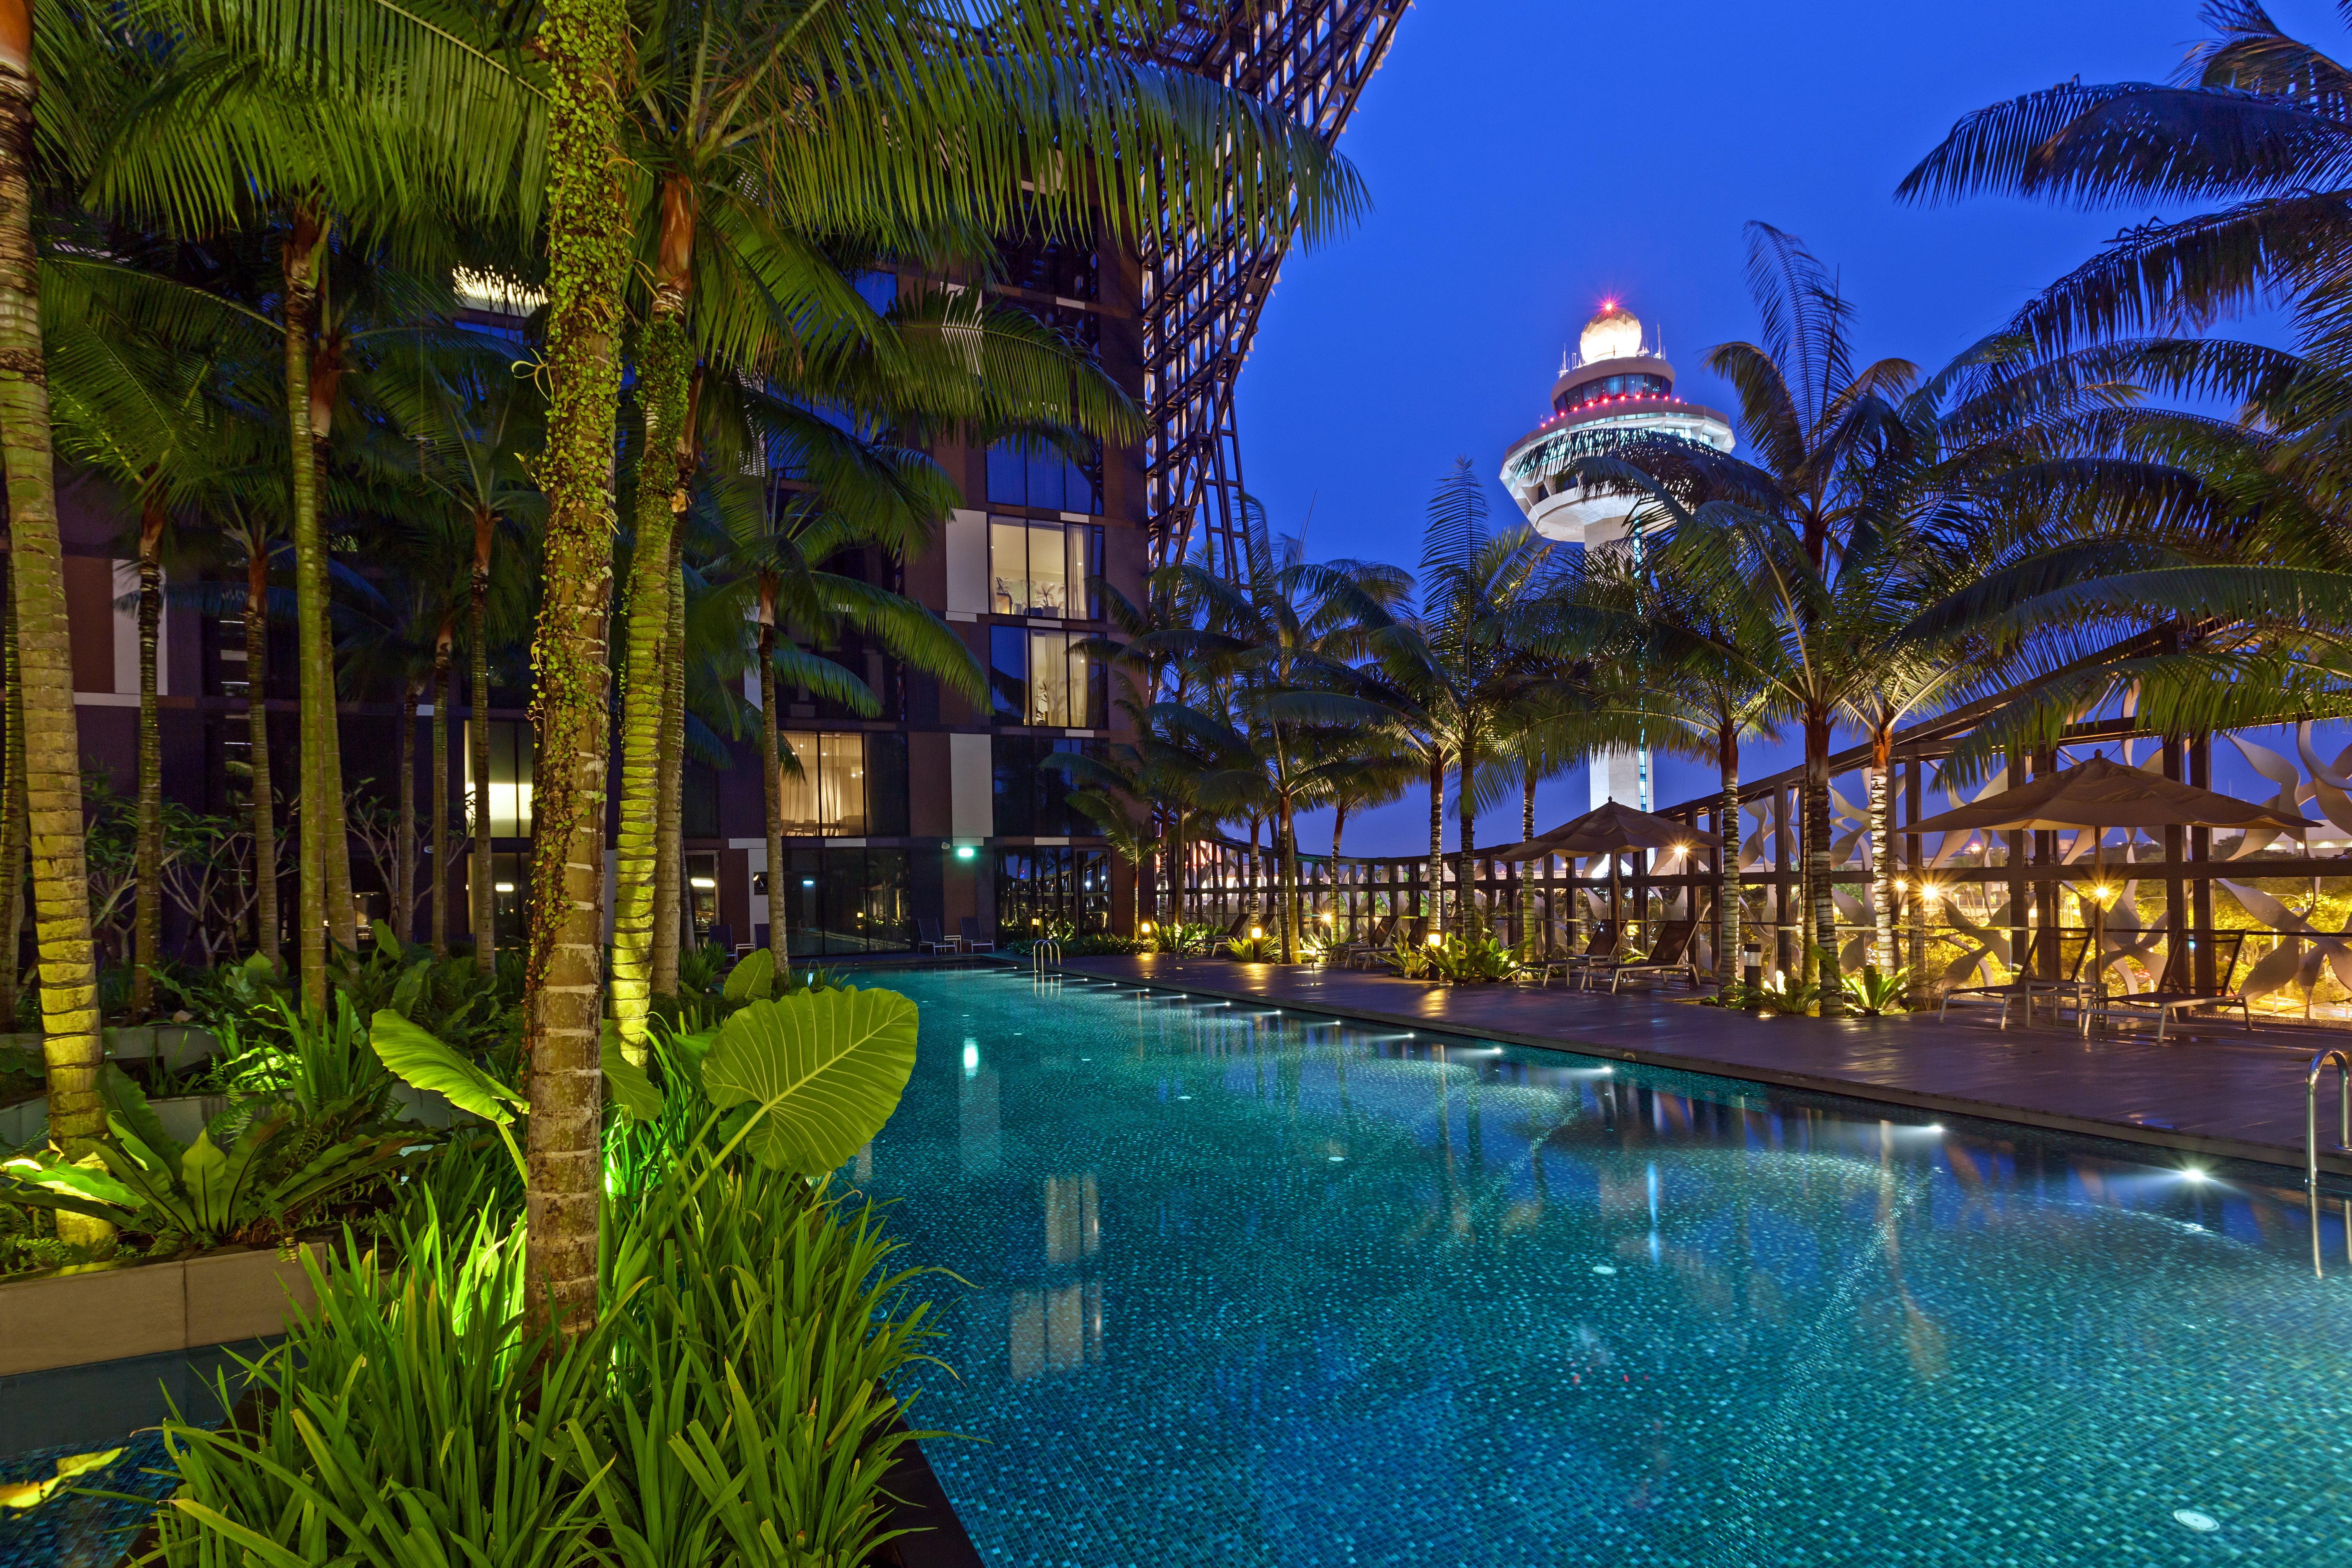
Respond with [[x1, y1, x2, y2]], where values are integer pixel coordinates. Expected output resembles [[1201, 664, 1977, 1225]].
[[3, 3, 109, 1167], [1900, 3, 2352, 381], [1363, 462, 1607, 937], [376, 335, 544, 970], [599, 0, 1364, 1053], [82, 1, 543, 1010]]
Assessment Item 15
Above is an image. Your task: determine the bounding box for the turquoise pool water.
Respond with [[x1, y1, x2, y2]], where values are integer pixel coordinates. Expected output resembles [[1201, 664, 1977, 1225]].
[[861, 967, 2352, 1567]]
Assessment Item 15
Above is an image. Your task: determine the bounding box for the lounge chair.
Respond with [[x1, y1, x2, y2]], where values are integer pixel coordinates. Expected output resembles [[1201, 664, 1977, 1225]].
[[2095, 931, 2253, 1042], [1939, 926, 2095, 1032], [1594, 920, 1700, 994], [915, 917, 960, 957], [1520, 921, 1616, 989], [1338, 917, 1394, 969], [959, 916, 997, 954]]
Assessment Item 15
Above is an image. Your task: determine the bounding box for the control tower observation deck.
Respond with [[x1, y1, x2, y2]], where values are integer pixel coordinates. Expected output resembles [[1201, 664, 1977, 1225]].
[[1498, 302, 1733, 549]]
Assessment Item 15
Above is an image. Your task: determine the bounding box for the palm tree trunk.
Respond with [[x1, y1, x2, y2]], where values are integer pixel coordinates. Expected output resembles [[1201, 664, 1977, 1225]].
[[524, 0, 632, 1345], [431, 628, 452, 958], [280, 206, 330, 1011], [758, 580, 786, 971], [395, 677, 415, 946], [651, 535, 686, 993], [607, 313, 691, 1048], [317, 603, 354, 952], [1867, 717, 1896, 980], [132, 494, 163, 1016], [1426, 748, 1444, 941], [1458, 731, 1478, 935], [0, 18, 105, 1171], [1278, 802, 1299, 964], [1717, 719, 1741, 995], [1519, 764, 1535, 952], [469, 511, 495, 972], [1331, 797, 1349, 861], [245, 550, 278, 964], [1804, 709, 1842, 1016], [0, 557, 26, 1024]]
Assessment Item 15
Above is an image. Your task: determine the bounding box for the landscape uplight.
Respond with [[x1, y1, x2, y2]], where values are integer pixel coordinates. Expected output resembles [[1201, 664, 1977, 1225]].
[[1140, 921, 1154, 934], [1250, 926, 1263, 940], [1426, 932, 1442, 947]]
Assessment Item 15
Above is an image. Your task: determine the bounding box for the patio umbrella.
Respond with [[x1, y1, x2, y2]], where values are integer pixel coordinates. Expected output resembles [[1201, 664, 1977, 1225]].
[[1486, 802, 1723, 937], [1904, 754, 2319, 989]]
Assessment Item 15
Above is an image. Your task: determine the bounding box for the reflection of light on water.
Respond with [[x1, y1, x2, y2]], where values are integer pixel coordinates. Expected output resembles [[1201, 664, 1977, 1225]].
[[1008, 1281, 1104, 1380], [962, 1039, 980, 1078]]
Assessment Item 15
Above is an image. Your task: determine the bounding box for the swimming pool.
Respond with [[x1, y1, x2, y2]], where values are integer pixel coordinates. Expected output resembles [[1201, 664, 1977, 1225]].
[[860, 967, 2352, 1568]]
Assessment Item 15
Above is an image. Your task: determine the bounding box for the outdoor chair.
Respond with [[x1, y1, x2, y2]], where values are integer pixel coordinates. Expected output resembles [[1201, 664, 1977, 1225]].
[[1594, 920, 1700, 994], [1339, 917, 1394, 969], [1525, 922, 1620, 990], [915, 917, 960, 957], [2096, 931, 2254, 1042], [1939, 927, 2094, 1033], [959, 916, 997, 954]]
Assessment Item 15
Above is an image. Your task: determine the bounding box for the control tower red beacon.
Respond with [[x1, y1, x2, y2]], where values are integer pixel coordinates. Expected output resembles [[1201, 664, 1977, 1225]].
[[1499, 300, 1734, 807]]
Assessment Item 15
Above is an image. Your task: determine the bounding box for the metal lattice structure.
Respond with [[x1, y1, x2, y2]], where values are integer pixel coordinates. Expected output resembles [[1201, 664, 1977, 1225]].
[[1135, 0, 1409, 578]]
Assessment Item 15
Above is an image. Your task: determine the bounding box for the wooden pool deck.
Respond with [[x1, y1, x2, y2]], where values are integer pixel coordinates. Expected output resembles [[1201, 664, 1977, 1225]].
[[1052, 953, 2352, 1180]]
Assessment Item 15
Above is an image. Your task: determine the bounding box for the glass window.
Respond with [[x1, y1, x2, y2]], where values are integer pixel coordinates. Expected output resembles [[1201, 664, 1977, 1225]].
[[769, 846, 910, 957], [463, 719, 534, 839], [1028, 522, 1069, 614], [993, 631, 1106, 728], [990, 626, 1027, 720], [996, 846, 1110, 933], [775, 732, 870, 835], [983, 440, 1101, 516], [989, 518, 1103, 619]]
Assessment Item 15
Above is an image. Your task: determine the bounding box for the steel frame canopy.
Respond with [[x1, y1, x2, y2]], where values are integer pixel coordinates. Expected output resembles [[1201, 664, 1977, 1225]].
[[1134, 0, 1408, 579]]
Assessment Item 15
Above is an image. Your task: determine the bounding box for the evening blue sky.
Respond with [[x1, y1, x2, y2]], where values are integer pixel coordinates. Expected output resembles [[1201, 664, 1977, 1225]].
[[1238, 0, 2325, 857]]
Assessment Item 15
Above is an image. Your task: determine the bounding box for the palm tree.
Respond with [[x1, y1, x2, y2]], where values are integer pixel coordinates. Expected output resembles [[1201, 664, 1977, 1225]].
[[1900, 3, 2352, 381], [376, 335, 544, 971], [598, 0, 1364, 1053], [1362, 462, 1609, 938], [3, 3, 109, 1167], [82, 1, 542, 1010]]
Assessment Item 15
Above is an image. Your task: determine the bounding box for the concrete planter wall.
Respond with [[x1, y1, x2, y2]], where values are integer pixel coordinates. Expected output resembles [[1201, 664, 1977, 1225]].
[[0, 1244, 321, 1376]]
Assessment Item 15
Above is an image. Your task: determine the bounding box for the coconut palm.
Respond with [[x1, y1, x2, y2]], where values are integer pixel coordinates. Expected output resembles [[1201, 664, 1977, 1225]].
[[80, 0, 543, 1011], [597, 0, 1364, 1055], [1900, 2, 2352, 382], [374, 334, 544, 970], [1, 0, 109, 1178]]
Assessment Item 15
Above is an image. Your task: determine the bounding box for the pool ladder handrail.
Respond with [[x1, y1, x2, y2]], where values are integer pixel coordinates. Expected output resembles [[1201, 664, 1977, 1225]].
[[1032, 938, 1063, 974], [2306, 1047, 2352, 1277]]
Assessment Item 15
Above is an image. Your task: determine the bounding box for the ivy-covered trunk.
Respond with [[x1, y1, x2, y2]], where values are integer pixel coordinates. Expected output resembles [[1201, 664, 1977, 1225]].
[[758, 576, 786, 970], [608, 310, 691, 1052], [1716, 719, 1740, 994], [132, 494, 163, 1016], [1803, 708, 1842, 1016], [651, 537, 687, 994], [0, 9, 105, 1173], [0, 557, 26, 1024], [280, 206, 330, 1010], [244, 547, 278, 962], [430, 625, 452, 958], [469, 508, 495, 972], [524, 0, 632, 1344]]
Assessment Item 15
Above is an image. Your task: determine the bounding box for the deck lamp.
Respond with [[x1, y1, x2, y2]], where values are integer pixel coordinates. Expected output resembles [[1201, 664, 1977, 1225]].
[[1250, 926, 1263, 939], [1426, 932, 1442, 947], [1140, 921, 1154, 935]]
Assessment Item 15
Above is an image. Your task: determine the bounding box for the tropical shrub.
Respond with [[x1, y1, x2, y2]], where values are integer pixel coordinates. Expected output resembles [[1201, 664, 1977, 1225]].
[[1150, 921, 1218, 956], [0, 1064, 432, 1253], [1844, 964, 1910, 1016], [1427, 932, 1522, 984], [1225, 933, 1280, 962]]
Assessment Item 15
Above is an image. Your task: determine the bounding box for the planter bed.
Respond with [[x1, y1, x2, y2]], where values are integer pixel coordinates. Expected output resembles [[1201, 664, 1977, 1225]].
[[0, 1244, 321, 1377]]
